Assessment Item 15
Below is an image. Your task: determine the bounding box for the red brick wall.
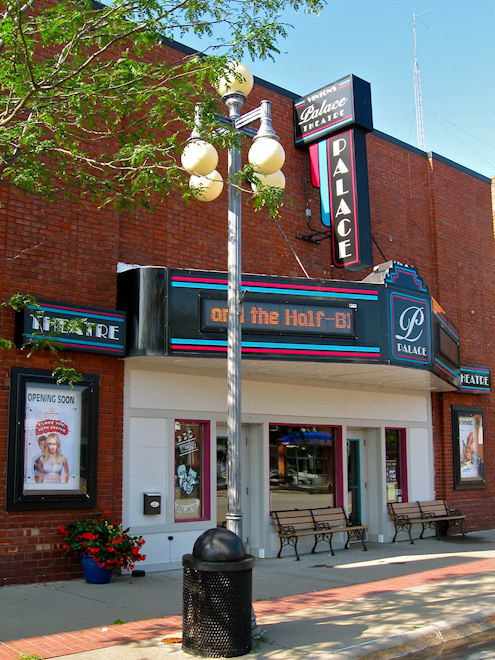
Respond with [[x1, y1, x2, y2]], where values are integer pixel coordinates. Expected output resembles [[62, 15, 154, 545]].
[[366, 140, 495, 527], [427, 159, 495, 526], [0, 188, 124, 585], [1, 41, 494, 583]]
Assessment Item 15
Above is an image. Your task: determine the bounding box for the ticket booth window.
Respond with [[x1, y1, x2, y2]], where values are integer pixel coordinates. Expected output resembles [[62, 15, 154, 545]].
[[386, 428, 407, 503], [269, 425, 339, 511]]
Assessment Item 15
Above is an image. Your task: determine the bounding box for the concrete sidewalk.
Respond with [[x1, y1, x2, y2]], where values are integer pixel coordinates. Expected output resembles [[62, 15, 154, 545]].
[[1, 530, 495, 658]]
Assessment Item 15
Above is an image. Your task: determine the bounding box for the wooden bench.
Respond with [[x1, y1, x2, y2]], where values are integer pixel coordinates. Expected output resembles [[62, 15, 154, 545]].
[[271, 507, 368, 560], [388, 500, 466, 544], [418, 499, 466, 539], [388, 501, 423, 544], [311, 507, 367, 556]]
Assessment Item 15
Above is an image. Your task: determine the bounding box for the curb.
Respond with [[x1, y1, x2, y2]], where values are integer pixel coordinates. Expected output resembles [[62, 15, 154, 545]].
[[325, 608, 495, 658]]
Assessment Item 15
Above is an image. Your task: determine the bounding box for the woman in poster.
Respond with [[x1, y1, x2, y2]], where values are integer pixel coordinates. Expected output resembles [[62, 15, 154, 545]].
[[36, 433, 69, 484]]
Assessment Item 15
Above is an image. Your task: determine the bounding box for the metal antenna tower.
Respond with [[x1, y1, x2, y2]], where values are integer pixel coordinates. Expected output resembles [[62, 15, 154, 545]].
[[413, 13, 426, 151]]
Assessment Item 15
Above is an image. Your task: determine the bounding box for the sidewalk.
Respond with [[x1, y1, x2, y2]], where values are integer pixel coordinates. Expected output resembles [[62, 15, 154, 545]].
[[2, 530, 495, 659]]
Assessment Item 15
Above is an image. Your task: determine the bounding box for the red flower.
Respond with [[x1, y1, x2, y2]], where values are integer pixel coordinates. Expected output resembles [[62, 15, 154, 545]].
[[60, 511, 145, 571]]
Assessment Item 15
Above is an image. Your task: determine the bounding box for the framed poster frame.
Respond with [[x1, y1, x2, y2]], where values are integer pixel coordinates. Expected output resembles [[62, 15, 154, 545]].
[[451, 405, 486, 490], [6, 367, 99, 510]]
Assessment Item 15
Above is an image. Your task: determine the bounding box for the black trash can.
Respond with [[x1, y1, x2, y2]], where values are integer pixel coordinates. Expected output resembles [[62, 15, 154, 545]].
[[182, 528, 255, 657]]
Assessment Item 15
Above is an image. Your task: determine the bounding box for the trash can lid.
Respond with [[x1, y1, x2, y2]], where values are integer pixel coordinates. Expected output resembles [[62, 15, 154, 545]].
[[192, 528, 245, 562]]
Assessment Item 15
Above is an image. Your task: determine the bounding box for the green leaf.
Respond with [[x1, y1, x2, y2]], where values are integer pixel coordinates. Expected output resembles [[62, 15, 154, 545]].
[[0, 0, 324, 208]]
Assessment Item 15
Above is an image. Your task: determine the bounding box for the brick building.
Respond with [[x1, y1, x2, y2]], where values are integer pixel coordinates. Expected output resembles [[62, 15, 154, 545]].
[[1, 40, 494, 585]]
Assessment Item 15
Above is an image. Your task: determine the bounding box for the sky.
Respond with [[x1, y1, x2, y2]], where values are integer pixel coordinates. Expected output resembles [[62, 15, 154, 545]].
[[181, 0, 495, 178]]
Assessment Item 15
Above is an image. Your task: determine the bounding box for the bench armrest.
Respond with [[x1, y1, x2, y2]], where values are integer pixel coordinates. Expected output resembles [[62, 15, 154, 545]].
[[446, 507, 462, 516], [393, 514, 411, 523], [279, 524, 296, 534], [314, 521, 331, 531]]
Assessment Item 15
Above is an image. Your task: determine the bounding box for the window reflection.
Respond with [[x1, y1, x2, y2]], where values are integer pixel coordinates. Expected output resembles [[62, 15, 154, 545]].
[[386, 428, 405, 503], [269, 425, 336, 510]]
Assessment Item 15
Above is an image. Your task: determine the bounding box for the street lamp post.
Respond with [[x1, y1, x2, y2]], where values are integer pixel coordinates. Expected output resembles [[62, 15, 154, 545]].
[[181, 63, 285, 541]]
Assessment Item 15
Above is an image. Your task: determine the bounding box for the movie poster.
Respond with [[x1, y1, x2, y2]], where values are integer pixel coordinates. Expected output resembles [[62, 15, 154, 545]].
[[23, 382, 84, 495], [458, 413, 484, 481]]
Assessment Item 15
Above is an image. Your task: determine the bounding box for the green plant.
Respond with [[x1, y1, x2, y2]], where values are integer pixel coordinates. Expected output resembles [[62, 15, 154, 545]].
[[59, 511, 146, 571]]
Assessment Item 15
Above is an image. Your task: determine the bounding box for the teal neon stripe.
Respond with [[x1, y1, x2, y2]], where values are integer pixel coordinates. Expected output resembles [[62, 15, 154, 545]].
[[436, 359, 459, 379], [28, 305, 124, 323], [171, 281, 377, 301], [171, 338, 379, 353], [24, 334, 124, 349]]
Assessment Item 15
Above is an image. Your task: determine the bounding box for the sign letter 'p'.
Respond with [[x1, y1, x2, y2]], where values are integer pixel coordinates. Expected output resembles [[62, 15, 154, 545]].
[[332, 138, 347, 157]]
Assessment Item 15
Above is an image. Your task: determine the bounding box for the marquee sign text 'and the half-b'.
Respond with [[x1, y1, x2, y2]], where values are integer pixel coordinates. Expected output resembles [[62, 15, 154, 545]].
[[201, 299, 355, 337]]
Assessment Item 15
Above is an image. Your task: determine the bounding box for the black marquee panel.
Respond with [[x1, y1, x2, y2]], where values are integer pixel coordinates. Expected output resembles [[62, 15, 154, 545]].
[[116, 261, 468, 390]]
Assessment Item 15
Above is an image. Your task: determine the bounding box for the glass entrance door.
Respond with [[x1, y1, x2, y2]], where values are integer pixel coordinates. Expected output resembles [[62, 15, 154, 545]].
[[347, 439, 361, 525]]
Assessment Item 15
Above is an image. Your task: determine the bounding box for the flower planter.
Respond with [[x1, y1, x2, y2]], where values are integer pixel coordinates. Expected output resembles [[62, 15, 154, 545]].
[[60, 511, 146, 579], [81, 554, 113, 584]]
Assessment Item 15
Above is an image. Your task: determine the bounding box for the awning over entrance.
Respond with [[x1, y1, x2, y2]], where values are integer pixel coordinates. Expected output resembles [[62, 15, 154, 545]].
[[117, 260, 461, 392]]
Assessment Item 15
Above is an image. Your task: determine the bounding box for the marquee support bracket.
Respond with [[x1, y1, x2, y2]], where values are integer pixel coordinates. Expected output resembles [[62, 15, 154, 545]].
[[295, 230, 331, 244]]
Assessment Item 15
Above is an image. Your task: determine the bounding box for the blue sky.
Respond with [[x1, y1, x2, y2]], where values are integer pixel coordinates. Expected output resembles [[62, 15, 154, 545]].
[[183, 0, 495, 178]]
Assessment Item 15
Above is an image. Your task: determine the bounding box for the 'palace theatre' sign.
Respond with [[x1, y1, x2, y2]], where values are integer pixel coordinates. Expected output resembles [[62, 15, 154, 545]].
[[294, 75, 373, 271]]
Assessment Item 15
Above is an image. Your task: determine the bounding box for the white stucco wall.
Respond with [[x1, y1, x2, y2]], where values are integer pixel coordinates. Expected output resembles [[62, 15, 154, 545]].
[[123, 362, 433, 570]]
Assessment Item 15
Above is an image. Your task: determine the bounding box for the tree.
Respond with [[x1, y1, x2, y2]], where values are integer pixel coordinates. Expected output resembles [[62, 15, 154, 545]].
[[0, 0, 324, 209], [1, 0, 324, 382]]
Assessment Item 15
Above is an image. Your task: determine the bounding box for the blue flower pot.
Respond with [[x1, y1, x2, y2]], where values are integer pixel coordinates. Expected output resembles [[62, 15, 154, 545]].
[[81, 554, 113, 584]]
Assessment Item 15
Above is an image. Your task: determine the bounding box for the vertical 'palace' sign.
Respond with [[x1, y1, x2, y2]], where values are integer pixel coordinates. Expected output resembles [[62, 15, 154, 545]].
[[294, 75, 373, 271], [310, 129, 372, 269]]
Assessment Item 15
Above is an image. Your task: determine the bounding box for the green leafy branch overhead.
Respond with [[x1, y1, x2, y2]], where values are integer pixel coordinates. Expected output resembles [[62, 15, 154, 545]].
[[0, 0, 325, 382], [0, 0, 324, 210]]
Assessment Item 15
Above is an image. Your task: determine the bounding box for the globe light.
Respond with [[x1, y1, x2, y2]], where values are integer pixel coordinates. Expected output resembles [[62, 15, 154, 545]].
[[248, 137, 285, 175], [216, 62, 254, 98], [251, 170, 286, 192], [189, 170, 224, 202], [181, 140, 218, 176]]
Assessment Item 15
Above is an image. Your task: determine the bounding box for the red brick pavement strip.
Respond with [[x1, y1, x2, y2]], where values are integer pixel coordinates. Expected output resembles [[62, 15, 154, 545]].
[[0, 616, 182, 660], [253, 557, 495, 616], [1, 558, 495, 660]]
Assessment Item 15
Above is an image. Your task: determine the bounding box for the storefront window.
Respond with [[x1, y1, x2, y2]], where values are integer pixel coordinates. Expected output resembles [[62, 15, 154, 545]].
[[386, 428, 407, 503], [269, 425, 338, 511], [174, 420, 210, 522]]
